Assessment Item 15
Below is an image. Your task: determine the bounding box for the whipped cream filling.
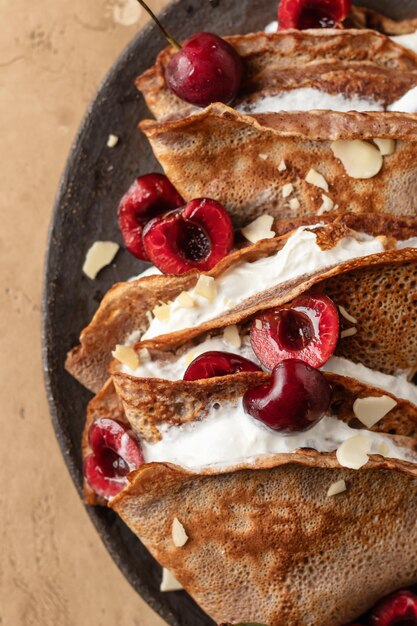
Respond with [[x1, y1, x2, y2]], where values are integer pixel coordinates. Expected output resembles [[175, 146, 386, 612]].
[[141, 399, 414, 469], [391, 30, 417, 54], [142, 227, 417, 341]]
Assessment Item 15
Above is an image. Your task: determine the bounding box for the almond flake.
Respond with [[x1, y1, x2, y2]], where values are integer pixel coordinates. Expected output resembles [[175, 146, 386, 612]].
[[331, 140, 383, 179], [336, 435, 372, 469], [338, 305, 358, 324], [255, 319, 263, 330], [183, 350, 196, 366], [376, 235, 388, 248], [107, 133, 119, 148], [317, 194, 334, 216], [305, 168, 329, 192], [340, 327, 357, 338], [241, 215, 275, 244], [378, 440, 391, 457], [282, 183, 294, 198], [153, 302, 171, 322], [172, 517, 188, 547], [111, 345, 139, 370], [139, 347, 150, 360], [289, 197, 300, 211], [326, 479, 347, 497], [353, 395, 397, 428], [82, 241, 119, 279], [258, 153, 268, 160], [194, 275, 217, 301], [223, 325, 241, 348], [373, 138, 396, 156], [160, 568, 183, 592], [277, 159, 287, 172], [177, 291, 195, 308]]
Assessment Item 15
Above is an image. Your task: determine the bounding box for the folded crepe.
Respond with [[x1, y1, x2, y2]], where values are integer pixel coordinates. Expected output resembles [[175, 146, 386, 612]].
[[348, 6, 417, 35], [110, 461, 417, 626], [136, 30, 417, 122], [66, 219, 417, 392], [140, 105, 417, 226]]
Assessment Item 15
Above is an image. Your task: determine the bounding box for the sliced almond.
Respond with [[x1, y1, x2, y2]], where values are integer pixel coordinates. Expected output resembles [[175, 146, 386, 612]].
[[153, 302, 171, 322], [107, 133, 119, 148], [376, 235, 388, 248], [317, 194, 334, 216], [172, 517, 188, 547], [282, 183, 294, 198], [177, 291, 195, 308], [183, 350, 197, 366], [223, 325, 241, 348], [255, 319, 263, 330], [373, 138, 396, 156], [111, 345, 139, 370], [160, 568, 183, 592], [305, 168, 329, 192], [340, 327, 357, 338], [277, 159, 287, 172], [139, 347, 150, 360], [338, 305, 358, 324], [194, 275, 217, 301], [326, 479, 347, 497], [353, 395, 397, 428], [258, 153, 268, 160], [82, 241, 119, 279], [378, 440, 391, 457], [289, 197, 300, 211], [241, 214, 275, 244], [331, 140, 383, 179], [336, 435, 372, 469]]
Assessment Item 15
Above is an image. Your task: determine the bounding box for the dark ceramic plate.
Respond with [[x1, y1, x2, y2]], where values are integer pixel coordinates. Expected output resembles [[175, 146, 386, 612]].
[[42, 1, 417, 624]]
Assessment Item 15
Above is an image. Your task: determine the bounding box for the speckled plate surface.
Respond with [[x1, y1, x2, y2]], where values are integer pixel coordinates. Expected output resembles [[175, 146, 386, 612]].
[[42, 1, 417, 624]]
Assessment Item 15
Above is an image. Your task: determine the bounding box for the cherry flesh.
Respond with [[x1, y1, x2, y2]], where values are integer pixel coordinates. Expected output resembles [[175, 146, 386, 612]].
[[184, 350, 261, 381], [369, 590, 417, 626], [278, 0, 351, 30], [84, 418, 144, 499], [118, 173, 184, 261], [250, 294, 339, 371], [165, 32, 243, 107], [243, 359, 331, 434], [143, 197, 234, 274]]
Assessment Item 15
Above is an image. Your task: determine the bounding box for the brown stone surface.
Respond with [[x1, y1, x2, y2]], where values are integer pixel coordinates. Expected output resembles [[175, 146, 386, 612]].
[[0, 1, 168, 624]]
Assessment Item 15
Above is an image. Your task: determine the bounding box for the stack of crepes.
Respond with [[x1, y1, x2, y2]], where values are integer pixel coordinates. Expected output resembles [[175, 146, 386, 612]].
[[66, 9, 417, 626]]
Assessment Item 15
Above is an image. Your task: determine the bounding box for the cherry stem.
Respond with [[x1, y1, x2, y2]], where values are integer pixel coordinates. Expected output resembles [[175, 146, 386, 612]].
[[136, 0, 181, 50]]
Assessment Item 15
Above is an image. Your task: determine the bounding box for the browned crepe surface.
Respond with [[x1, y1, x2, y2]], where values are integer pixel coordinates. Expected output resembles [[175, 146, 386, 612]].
[[111, 462, 417, 625], [66, 220, 417, 392], [348, 6, 417, 35], [137, 30, 417, 122], [141, 105, 417, 225]]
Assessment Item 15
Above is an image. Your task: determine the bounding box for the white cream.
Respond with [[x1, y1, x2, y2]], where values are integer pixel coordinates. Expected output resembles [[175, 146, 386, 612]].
[[323, 356, 417, 405], [141, 400, 413, 469], [391, 30, 417, 54], [142, 227, 416, 341], [264, 20, 278, 33], [129, 265, 161, 281]]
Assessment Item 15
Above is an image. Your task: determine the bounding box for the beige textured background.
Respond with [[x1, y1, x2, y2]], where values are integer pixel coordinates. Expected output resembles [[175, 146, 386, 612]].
[[1, 1, 168, 624]]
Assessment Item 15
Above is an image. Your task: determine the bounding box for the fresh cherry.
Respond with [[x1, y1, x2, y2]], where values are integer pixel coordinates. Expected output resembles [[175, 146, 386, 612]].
[[250, 294, 339, 371], [143, 198, 234, 274], [243, 359, 331, 433], [118, 173, 184, 261], [84, 418, 144, 499], [165, 32, 243, 107], [278, 0, 351, 29], [183, 351, 261, 381], [369, 590, 417, 626]]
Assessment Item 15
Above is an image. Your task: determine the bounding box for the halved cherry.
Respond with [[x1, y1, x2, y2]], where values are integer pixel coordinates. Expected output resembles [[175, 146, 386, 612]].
[[84, 418, 144, 499], [183, 351, 261, 381], [143, 198, 234, 274], [243, 359, 331, 433], [250, 294, 339, 371], [278, 0, 351, 30], [370, 589, 417, 626], [118, 173, 184, 261]]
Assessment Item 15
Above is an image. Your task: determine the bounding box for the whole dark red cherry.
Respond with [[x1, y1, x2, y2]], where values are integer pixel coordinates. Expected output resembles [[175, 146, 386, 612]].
[[143, 197, 234, 274], [369, 589, 417, 626], [84, 418, 144, 499], [243, 359, 331, 433], [278, 0, 351, 29], [165, 32, 243, 107], [118, 173, 184, 261], [184, 351, 261, 381], [250, 294, 339, 371]]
